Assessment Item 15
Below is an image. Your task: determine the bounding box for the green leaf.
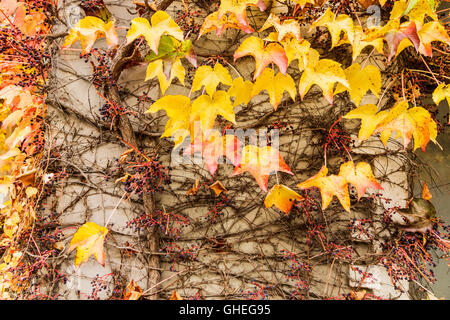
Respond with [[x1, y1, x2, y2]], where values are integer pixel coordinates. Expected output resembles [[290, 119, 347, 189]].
[[145, 36, 196, 67]]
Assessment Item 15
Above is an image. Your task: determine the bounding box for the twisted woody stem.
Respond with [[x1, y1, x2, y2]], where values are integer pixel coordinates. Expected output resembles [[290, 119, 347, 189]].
[[86, 0, 176, 300]]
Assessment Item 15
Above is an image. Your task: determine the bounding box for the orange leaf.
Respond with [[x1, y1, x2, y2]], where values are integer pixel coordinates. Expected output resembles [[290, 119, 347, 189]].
[[232, 145, 292, 192], [264, 184, 304, 214], [186, 179, 200, 195], [218, 0, 266, 32], [199, 11, 254, 37], [184, 133, 242, 176], [234, 36, 288, 80], [210, 181, 228, 196], [338, 161, 383, 200], [170, 290, 183, 300], [422, 181, 432, 200], [417, 21, 450, 57], [297, 166, 350, 212], [123, 280, 143, 300]]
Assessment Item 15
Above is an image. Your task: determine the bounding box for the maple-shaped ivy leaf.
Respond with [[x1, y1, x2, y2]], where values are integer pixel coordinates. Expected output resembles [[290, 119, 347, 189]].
[[191, 91, 236, 131], [126, 11, 184, 54], [146, 95, 191, 147], [297, 166, 351, 212], [310, 8, 354, 48], [192, 63, 233, 97], [281, 38, 319, 71], [348, 26, 384, 61], [232, 145, 293, 192], [378, 104, 438, 152], [144, 35, 197, 67], [259, 13, 301, 42], [389, 0, 437, 26], [366, 20, 420, 60], [251, 68, 296, 110], [338, 161, 383, 200], [199, 11, 254, 37], [228, 77, 254, 107], [343, 104, 387, 141], [344, 101, 438, 151], [298, 59, 349, 104], [432, 83, 450, 124], [145, 58, 185, 94], [335, 63, 381, 106], [218, 0, 266, 32], [264, 184, 304, 214], [68, 222, 108, 267], [417, 21, 450, 57], [184, 133, 242, 175], [234, 36, 288, 80], [62, 17, 119, 54]]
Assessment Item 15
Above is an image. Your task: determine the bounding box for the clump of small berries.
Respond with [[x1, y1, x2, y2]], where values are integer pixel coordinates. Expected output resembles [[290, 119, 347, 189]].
[[122, 157, 171, 197]]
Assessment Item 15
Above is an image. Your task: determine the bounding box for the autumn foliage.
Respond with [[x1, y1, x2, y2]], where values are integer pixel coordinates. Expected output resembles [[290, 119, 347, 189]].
[[0, 0, 449, 300]]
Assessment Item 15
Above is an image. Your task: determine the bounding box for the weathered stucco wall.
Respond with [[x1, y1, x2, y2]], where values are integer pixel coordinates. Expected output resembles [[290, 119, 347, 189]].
[[41, 0, 420, 299]]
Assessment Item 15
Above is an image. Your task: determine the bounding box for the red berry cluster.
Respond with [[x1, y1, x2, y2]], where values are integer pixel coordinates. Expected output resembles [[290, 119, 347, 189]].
[[127, 209, 189, 240], [206, 194, 232, 223], [122, 157, 171, 197], [85, 273, 114, 300], [281, 250, 311, 299], [241, 281, 273, 300], [159, 242, 199, 272]]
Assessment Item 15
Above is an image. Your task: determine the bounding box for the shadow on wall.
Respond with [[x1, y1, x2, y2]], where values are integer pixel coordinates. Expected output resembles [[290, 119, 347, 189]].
[[415, 99, 449, 299]]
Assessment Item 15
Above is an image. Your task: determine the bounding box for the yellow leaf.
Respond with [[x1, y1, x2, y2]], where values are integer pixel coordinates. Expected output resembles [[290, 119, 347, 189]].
[[25, 187, 38, 198], [417, 21, 450, 57], [390, 0, 437, 26], [145, 58, 185, 94], [378, 105, 438, 151], [259, 13, 301, 42], [127, 12, 184, 54], [228, 77, 254, 107], [234, 36, 288, 80], [311, 8, 354, 48], [338, 161, 382, 200], [281, 38, 319, 71], [343, 104, 388, 141], [218, 0, 266, 32], [192, 63, 233, 97], [298, 59, 349, 104], [291, 0, 321, 7], [251, 68, 296, 110], [146, 95, 191, 148], [264, 184, 304, 214], [191, 91, 236, 131], [63, 17, 118, 54], [344, 101, 438, 151], [432, 83, 450, 124], [199, 11, 254, 36], [68, 222, 109, 267], [349, 26, 384, 61], [297, 166, 350, 212], [335, 63, 381, 106]]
